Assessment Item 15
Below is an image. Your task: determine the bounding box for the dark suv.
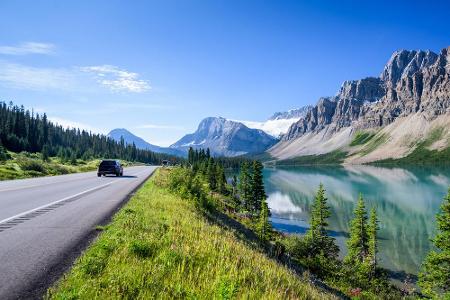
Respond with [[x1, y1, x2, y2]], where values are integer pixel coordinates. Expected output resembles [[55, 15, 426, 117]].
[[97, 160, 123, 177]]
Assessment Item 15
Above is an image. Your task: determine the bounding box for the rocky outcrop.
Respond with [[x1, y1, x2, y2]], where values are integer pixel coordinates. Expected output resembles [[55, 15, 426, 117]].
[[283, 47, 450, 142]]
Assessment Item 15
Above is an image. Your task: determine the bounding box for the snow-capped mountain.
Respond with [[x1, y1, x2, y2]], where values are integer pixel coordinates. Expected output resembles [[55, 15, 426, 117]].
[[238, 106, 313, 137], [170, 117, 278, 157], [108, 128, 184, 156]]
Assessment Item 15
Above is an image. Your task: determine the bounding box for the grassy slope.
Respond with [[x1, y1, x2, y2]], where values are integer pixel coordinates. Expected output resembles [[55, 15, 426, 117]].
[[47, 170, 333, 300], [372, 127, 450, 166], [0, 152, 100, 180], [275, 150, 347, 166], [273, 126, 450, 166]]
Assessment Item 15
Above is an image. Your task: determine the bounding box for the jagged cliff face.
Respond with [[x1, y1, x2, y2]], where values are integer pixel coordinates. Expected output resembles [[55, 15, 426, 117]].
[[283, 47, 450, 141], [271, 46, 450, 162]]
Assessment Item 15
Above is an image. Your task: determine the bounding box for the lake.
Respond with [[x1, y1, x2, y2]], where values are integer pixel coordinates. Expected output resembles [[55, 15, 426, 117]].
[[264, 165, 450, 277]]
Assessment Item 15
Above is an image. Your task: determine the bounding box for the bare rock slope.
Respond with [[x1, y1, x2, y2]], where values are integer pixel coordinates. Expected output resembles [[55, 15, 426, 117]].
[[270, 46, 450, 163]]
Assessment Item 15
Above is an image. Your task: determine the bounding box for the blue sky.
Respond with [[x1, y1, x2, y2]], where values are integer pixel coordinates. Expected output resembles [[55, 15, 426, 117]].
[[0, 0, 449, 146]]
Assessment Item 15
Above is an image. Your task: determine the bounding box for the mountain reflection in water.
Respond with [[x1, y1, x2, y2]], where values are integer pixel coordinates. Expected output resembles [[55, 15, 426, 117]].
[[264, 165, 450, 276]]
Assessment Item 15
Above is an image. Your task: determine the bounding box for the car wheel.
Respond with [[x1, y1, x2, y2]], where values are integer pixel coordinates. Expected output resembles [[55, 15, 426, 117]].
[[120, 172, 123, 176], [97, 173, 101, 177]]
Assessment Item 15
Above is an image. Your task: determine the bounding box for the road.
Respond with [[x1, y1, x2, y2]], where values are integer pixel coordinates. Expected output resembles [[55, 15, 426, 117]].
[[0, 166, 157, 299]]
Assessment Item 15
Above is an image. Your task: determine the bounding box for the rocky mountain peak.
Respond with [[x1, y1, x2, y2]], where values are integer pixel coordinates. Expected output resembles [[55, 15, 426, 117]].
[[380, 49, 438, 87], [171, 117, 278, 156], [282, 46, 450, 142], [269, 106, 313, 120]]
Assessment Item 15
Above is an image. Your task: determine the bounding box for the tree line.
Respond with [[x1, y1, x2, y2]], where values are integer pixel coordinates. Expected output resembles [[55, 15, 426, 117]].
[[175, 147, 271, 241], [0, 102, 181, 164]]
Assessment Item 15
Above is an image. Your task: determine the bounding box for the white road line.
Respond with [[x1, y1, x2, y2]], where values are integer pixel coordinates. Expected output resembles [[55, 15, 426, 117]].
[[0, 181, 114, 225], [0, 167, 147, 193], [0, 166, 153, 225]]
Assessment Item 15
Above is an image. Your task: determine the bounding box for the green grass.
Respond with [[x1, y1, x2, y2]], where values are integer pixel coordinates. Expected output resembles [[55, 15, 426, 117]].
[[373, 127, 450, 166], [0, 151, 138, 181], [0, 152, 101, 180], [374, 143, 450, 165], [276, 150, 348, 166], [349, 131, 376, 146], [47, 170, 334, 300], [358, 133, 388, 156]]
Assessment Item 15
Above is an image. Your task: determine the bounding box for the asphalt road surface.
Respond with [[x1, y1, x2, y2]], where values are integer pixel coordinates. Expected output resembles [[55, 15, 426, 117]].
[[0, 166, 157, 299]]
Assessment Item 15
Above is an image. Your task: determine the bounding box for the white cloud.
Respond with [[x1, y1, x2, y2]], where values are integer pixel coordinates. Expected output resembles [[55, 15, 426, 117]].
[[136, 124, 185, 130], [0, 61, 75, 91], [49, 117, 105, 134], [0, 61, 151, 94], [0, 42, 55, 55], [80, 65, 150, 93]]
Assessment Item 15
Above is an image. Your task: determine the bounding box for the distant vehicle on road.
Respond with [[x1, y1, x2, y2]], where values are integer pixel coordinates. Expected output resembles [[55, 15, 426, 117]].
[[162, 160, 170, 167], [97, 160, 123, 177]]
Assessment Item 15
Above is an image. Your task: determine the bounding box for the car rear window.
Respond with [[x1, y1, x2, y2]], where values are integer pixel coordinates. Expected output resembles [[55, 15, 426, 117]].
[[100, 160, 116, 166]]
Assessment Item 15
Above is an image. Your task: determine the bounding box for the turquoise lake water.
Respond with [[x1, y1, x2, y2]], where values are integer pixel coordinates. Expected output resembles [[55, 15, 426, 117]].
[[263, 165, 450, 277]]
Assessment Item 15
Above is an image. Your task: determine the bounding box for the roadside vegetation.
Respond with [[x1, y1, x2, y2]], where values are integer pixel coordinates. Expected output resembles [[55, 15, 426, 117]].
[[0, 151, 101, 180], [47, 167, 333, 299], [51, 147, 450, 299]]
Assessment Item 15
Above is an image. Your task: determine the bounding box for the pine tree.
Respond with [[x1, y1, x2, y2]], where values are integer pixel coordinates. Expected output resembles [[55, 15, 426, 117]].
[[188, 147, 194, 165], [250, 160, 266, 212], [231, 175, 239, 208], [257, 200, 271, 242], [367, 207, 379, 277], [41, 144, 50, 162], [419, 188, 450, 298], [345, 194, 369, 265], [218, 164, 227, 194], [306, 184, 339, 259], [0, 141, 10, 161], [207, 158, 217, 191], [238, 162, 252, 211]]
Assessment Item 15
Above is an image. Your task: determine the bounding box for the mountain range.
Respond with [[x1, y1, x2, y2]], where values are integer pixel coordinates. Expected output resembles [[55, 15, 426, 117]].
[[109, 46, 450, 163], [169, 117, 278, 157], [107, 128, 184, 157], [270, 46, 450, 163], [108, 109, 303, 157]]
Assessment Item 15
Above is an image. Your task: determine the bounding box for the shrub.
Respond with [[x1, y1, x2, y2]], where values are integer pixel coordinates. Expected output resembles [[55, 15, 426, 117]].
[[18, 159, 46, 173]]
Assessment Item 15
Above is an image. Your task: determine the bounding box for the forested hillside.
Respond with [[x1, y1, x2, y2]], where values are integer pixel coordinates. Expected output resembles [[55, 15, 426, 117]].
[[0, 102, 181, 164]]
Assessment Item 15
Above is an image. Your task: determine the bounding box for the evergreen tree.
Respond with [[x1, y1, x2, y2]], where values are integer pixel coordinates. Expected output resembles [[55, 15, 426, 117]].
[[257, 200, 271, 242], [216, 163, 227, 194], [231, 175, 239, 208], [0, 141, 10, 161], [188, 147, 194, 165], [419, 188, 450, 298], [206, 158, 217, 191], [41, 144, 50, 162], [306, 184, 339, 259], [238, 162, 252, 211], [367, 207, 379, 277], [250, 160, 266, 212], [345, 195, 369, 266]]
